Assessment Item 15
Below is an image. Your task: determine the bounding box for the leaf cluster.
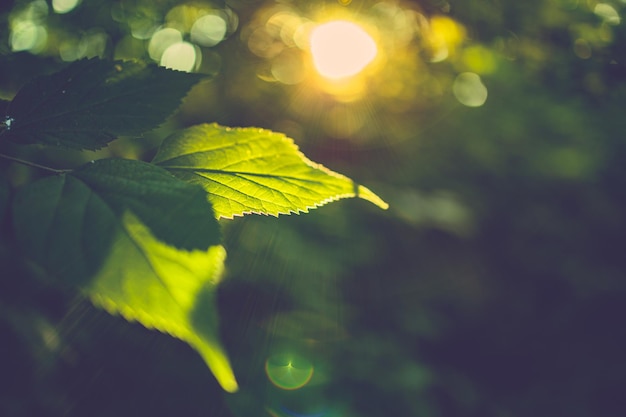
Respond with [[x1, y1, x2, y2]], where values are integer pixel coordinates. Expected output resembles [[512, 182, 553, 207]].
[[0, 58, 386, 392]]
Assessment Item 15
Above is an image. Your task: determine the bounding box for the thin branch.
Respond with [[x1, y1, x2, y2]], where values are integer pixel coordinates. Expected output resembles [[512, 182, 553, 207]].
[[0, 153, 72, 174]]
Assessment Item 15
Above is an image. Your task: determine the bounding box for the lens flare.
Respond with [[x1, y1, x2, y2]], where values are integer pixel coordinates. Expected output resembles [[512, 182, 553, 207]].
[[265, 353, 314, 390], [309, 20, 377, 79]]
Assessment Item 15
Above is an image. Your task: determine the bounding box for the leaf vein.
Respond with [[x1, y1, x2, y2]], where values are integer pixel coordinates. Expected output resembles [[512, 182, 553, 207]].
[[166, 167, 328, 185]]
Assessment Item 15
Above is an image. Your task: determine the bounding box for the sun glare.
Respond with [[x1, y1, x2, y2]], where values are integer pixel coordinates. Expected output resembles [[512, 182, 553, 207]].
[[310, 20, 377, 79]]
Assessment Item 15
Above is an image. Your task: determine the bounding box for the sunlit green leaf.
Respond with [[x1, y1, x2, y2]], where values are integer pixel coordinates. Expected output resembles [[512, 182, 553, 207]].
[[90, 214, 238, 393], [12, 159, 238, 392], [152, 123, 389, 219], [2, 58, 204, 150]]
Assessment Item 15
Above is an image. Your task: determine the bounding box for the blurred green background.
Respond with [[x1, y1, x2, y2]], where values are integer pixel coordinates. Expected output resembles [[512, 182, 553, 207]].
[[2, 0, 626, 416]]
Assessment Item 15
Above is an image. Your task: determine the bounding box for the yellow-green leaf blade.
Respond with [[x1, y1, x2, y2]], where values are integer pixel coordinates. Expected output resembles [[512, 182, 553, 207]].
[[91, 213, 238, 393], [152, 123, 388, 219]]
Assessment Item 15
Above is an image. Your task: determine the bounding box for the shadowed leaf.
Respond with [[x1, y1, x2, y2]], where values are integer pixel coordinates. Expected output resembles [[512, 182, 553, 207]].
[[71, 159, 220, 251], [2, 58, 204, 150]]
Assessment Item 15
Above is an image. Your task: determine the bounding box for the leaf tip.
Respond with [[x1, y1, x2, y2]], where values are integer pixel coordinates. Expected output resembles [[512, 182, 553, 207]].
[[376, 199, 390, 210], [355, 184, 389, 210], [221, 377, 240, 393]]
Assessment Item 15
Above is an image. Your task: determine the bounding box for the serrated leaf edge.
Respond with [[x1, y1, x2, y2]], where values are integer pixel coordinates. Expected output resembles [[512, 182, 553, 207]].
[[155, 123, 389, 218]]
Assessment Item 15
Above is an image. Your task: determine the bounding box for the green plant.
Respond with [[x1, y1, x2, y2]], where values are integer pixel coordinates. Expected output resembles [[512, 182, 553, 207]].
[[0, 58, 387, 393]]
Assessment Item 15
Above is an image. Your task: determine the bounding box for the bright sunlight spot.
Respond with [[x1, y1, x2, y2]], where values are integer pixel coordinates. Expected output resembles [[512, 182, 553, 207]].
[[310, 20, 377, 79], [160, 41, 199, 72], [52, 0, 81, 14], [191, 14, 228, 47], [594, 3, 621, 25], [453, 72, 488, 107], [10, 20, 48, 53], [149, 28, 183, 61]]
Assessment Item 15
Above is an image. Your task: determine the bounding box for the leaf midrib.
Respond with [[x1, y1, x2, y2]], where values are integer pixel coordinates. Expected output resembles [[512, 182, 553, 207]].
[[163, 166, 332, 185]]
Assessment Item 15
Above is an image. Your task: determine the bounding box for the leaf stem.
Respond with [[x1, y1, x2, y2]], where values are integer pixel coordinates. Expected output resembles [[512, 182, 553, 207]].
[[0, 153, 71, 174]]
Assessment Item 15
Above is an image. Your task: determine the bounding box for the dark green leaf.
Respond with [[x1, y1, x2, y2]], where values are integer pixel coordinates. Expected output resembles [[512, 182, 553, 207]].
[[72, 159, 220, 251], [153, 123, 389, 219], [13, 158, 219, 283], [13, 173, 118, 283], [3, 58, 204, 150]]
